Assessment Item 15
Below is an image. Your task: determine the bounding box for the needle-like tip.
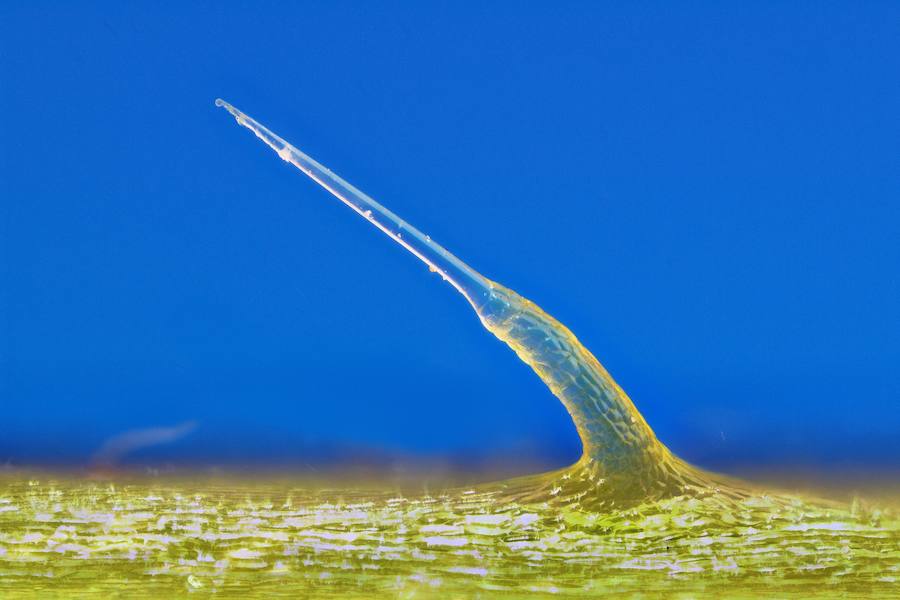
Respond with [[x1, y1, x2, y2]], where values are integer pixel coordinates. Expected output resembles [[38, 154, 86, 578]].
[[215, 98, 241, 120]]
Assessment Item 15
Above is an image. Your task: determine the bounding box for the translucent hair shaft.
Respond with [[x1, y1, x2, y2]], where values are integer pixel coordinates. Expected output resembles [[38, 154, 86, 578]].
[[215, 99, 494, 310]]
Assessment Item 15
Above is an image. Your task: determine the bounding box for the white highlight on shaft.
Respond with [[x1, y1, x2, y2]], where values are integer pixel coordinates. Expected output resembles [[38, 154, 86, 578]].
[[214, 99, 492, 309]]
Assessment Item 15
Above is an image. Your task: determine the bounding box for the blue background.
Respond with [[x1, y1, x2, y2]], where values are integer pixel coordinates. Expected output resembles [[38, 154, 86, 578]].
[[2, 2, 897, 474]]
